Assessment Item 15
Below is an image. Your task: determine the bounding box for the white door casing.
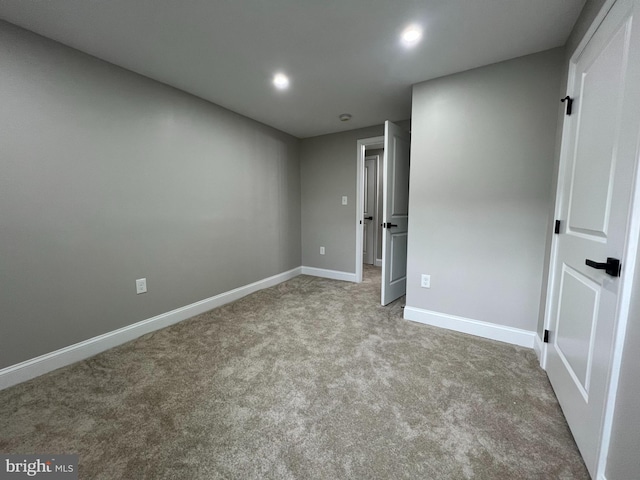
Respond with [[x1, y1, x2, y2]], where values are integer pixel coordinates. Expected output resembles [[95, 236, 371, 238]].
[[544, 0, 640, 476], [363, 157, 376, 265], [381, 121, 411, 305]]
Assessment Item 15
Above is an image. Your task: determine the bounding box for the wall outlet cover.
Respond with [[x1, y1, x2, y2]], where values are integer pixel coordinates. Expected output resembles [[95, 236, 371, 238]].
[[421, 274, 431, 289], [136, 278, 147, 294]]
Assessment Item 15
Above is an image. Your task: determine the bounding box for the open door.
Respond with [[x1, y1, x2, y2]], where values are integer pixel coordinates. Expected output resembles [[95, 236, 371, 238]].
[[381, 121, 410, 305], [544, 0, 640, 476]]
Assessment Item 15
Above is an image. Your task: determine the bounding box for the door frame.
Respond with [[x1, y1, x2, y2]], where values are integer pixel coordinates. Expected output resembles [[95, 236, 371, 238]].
[[355, 136, 384, 283], [541, 0, 640, 475]]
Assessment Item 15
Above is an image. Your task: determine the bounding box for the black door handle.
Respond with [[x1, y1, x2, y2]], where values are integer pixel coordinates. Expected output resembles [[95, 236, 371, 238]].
[[384, 223, 398, 228], [364, 216, 373, 220], [585, 257, 621, 277]]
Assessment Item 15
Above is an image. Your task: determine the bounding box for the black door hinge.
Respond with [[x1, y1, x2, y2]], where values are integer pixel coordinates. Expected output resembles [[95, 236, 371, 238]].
[[554, 220, 561, 234], [561, 96, 573, 115], [543, 329, 550, 343]]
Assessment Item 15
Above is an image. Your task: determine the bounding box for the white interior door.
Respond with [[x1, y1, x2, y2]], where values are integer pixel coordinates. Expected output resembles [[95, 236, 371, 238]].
[[363, 157, 376, 265], [381, 121, 410, 305], [545, 0, 640, 476]]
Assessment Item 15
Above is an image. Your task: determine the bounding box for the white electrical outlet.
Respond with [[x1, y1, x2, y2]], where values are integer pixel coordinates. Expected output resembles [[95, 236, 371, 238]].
[[421, 274, 431, 289], [136, 278, 147, 294], [320, 246, 325, 255], [341, 196, 348, 205]]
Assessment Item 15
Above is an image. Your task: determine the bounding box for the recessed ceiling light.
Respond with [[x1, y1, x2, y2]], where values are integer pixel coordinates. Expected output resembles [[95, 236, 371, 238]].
[[400, 24, 423, 48], [273, 72, 290, 90], [339, 113, 352, 122]]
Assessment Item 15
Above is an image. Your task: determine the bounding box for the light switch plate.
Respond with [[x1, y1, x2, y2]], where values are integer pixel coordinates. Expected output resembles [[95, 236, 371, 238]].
[[341, 196, 348, 205]]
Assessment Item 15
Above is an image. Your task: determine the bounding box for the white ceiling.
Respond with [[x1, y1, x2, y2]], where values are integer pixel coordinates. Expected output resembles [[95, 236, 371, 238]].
[[0, 0, 586, 138]]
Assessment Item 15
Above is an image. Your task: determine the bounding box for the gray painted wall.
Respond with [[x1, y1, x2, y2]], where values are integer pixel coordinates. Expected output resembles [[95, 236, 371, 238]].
[[0, 21, 301, 369], [566, 0, 608, 56], [405, 48, 564, 332]]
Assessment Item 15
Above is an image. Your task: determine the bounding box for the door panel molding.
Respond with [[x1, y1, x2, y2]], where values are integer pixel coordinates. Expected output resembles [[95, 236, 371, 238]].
[[555, 264, 601, 401], [389, 232, 408, 284]]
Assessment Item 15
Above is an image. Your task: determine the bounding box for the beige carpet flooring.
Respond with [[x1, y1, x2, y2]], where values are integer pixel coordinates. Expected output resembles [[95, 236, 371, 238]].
[[0, 265, 589, 479]]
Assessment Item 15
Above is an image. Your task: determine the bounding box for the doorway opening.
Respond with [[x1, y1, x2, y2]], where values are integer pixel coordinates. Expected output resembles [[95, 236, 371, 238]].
[[363, 151, 384, 268], [356, 122, 411, 306], [363, 146, 384, 293], [355, 136, 384, 287]]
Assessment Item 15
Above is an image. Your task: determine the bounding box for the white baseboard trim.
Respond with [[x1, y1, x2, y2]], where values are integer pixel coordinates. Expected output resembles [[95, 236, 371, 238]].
[[0, 266, 302, 391], [533, 333, 544, 362], [403, 306, 536, 349], [374, 259, 382, 267], [301, 266, 357, 282]]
